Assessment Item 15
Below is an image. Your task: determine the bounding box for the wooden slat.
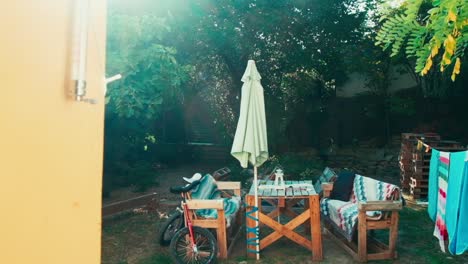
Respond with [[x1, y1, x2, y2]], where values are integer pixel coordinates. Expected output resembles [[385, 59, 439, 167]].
[[278, 188, 285, 197], [358, 211, 368, 262], [322, 183, 333, 198], [186, 199, 223, 210], [309, 194, 323, 261], [358, 201, 402, 211], [278, 197, 285, 207], [259, 209, 312, 250], [286, 182, 293, 197], [217, 181, 241, 190], [366, 220, 392, 229], [388, 211, 399, 259], [367, 252, 394, 261], [301, 181, 309, 196], [271, 188, 278, 197], [192, 219, 220, 228], [257, 186, 265, 196], [217, 209, 228, 259]]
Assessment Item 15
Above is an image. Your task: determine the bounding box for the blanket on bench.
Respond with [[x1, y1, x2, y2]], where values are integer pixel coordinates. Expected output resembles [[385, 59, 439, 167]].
[[320, 174, 399, 241], [191, 174, 241, 227]]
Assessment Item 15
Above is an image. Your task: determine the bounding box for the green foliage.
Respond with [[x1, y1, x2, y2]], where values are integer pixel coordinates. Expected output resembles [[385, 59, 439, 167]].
[[104, 10, 194, 195], [164, 0, 376, 142], [388, 95, 417, 116], [376, 0, 466, 80], [106, 13, 191, 119]]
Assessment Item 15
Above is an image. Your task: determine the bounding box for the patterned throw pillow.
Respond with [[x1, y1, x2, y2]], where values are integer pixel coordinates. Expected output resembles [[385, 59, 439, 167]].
[[314, 167, 338, 195]]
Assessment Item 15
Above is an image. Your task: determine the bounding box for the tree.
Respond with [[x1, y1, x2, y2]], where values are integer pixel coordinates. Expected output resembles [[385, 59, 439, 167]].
[[106, 13, 190, 119], [164, 0, 376, 147], [376, 0, 466, 81]]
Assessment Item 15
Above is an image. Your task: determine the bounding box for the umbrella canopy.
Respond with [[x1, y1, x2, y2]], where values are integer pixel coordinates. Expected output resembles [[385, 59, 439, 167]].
[[231, 60, 268, 260], [231, 60, 269, 168]]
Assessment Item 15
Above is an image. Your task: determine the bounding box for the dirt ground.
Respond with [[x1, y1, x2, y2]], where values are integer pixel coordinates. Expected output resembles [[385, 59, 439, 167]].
[[102, 164, 468, 264]]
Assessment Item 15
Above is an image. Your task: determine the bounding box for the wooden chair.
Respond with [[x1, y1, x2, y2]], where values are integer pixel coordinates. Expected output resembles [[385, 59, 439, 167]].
[[321, 176, 402, 262], [185, 179, 243, 259]]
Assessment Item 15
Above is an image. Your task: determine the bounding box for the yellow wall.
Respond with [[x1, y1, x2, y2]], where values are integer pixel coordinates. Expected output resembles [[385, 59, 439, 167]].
[[0, 1, 106, 263]]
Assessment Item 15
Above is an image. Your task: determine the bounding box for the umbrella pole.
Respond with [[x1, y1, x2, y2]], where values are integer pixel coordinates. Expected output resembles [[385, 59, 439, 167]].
[[254, 166, 260, 260]]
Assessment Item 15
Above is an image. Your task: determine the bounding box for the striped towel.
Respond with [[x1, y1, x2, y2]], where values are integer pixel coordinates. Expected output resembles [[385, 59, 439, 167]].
[[434, 152, 450, 252]]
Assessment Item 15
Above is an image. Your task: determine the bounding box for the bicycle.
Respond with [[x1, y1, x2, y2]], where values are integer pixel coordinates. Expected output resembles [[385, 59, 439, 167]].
[[158, 207, 184, 246], [159, 173, 203, 246], [164, 177, 218, 264]]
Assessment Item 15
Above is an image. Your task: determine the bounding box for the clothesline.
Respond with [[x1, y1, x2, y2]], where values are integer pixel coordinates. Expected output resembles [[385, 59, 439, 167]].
[[416, 139, 468, 161]]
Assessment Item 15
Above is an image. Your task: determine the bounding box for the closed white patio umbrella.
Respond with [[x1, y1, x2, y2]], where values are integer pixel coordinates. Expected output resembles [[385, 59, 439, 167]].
[[231, 60, 268, 260]]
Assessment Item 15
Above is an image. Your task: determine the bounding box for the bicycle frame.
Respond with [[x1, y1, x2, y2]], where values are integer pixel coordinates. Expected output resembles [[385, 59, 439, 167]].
[[180, 192, 198, 254]]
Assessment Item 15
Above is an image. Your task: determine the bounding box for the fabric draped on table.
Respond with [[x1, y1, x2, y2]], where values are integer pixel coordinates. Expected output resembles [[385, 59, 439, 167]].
[[428, 150, 468, 255]]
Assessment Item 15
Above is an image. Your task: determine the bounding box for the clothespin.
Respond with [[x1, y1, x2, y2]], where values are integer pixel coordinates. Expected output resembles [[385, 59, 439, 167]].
[[417, 139, 431, 153], [417, 140, 423, 151], [425, 144, 431, 153]]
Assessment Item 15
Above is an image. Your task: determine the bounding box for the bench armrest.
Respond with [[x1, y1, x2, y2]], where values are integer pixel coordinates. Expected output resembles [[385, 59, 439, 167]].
[[322, 182, 334, 198], [186, 199, 224, 210], [358, 200, 402, 211], [217, 181, 241, 196]]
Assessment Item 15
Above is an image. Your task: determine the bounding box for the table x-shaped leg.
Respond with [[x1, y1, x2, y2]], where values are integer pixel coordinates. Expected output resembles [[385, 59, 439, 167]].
[[258, 208, 312, 250]]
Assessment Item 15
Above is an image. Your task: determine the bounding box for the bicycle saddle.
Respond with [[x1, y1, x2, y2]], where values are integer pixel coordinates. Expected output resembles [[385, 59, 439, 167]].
[[170, 178, 202, 194]]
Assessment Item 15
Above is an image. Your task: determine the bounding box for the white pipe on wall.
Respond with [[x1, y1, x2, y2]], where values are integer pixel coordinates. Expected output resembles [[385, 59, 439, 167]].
[[72, 0, 90, 101]]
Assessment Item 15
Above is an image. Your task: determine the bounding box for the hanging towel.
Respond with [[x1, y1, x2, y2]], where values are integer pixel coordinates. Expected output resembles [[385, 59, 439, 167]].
[[447, 151, 468, 255], [433, 151, 450, 252], [428, 149, 440, 221]]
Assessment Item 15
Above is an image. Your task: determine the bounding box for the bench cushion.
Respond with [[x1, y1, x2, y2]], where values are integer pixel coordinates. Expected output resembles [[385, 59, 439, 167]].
[[329, 171, 355, 201], [191, 174, 241, 227]]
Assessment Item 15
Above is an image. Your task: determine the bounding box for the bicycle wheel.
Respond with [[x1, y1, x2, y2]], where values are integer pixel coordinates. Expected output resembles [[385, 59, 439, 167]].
[[159, 211, 184, 246], [170, 226, 218, 264]]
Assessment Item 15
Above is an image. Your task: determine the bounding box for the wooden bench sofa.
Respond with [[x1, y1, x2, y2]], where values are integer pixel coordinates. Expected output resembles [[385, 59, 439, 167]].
[[185, 174, 243, 259], [321, 173, 402, 262]]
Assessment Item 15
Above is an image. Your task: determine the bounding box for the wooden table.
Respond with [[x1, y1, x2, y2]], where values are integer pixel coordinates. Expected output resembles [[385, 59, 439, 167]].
[[245, 180, 323, 261]]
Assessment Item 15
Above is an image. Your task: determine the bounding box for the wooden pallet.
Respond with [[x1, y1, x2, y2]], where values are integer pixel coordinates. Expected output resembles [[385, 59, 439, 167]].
[[413, 166, 430, 174], [401, 133, 440, 141], [410, 177, 428, 188]]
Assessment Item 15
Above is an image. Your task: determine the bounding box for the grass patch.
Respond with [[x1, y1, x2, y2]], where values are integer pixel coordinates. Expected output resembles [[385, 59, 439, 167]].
[[102, 178, 468, 264]]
